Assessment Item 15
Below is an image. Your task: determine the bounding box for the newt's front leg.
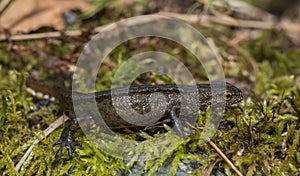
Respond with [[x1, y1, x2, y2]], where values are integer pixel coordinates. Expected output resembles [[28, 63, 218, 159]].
[[53, 114, 82, 158]]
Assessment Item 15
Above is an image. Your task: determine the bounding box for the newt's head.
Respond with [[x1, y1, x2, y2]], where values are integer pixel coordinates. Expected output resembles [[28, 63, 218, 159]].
[[199, 82, 243, 109], [224, 83, 243, 106]]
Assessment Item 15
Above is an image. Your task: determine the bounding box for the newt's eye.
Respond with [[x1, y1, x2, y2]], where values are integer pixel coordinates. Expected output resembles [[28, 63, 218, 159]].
[[225, 91, 233, 101]]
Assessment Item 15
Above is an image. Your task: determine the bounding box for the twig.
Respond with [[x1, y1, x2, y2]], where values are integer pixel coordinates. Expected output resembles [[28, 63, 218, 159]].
[[1, 12, 300, 42], [219, 34, 259, 80], [15, 115, 69, 172], [241, 116, 250, 127], [187, 122, 244, 176], [208, 140, 243, 176], [0, 15, 167, 41], [160, 12, 300, 33], [1, 30, 82, 41], [0, 0, 13, 16]]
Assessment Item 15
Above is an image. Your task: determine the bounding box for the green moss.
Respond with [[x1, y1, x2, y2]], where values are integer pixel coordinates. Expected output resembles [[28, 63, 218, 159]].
[[1, 4, 300, 175]]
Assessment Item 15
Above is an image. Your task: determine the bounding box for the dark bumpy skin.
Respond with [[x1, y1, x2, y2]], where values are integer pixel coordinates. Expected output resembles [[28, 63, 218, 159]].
[[26, 78, 243, 157]]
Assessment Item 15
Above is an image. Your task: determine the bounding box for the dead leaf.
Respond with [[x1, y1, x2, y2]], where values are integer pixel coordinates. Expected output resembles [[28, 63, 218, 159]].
[[0, 0, 91, 34]]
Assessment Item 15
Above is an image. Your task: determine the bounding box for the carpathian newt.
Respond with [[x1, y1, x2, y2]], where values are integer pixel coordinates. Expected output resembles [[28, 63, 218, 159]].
[[26, 77, 243, 157]]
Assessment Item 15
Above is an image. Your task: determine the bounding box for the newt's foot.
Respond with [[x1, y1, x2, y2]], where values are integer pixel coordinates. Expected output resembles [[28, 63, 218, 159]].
[[53, 122, 82, 158], [53, 137, 82, 158]]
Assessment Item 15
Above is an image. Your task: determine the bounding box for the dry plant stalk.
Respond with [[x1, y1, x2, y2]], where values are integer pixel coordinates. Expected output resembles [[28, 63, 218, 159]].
[[187, 122, 244, 176], [1, 12, 299, 41], [15, 115, 69, 172]]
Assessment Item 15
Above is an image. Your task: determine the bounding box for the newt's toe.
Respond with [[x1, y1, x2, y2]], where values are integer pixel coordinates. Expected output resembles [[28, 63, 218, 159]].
[[53, 122, 81, 158], [53, 138, 82, 158]]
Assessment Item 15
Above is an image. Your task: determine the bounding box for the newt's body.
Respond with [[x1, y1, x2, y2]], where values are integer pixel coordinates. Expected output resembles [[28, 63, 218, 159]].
[[26, 78, 243, 157]]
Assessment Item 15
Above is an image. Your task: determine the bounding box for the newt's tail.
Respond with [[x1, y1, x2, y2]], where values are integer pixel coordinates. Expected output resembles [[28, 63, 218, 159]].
[[26, 77, 68, 99]]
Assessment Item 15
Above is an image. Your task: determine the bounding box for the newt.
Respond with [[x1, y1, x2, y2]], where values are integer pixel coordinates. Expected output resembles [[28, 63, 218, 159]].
[[26, 78, 243, 157]]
